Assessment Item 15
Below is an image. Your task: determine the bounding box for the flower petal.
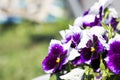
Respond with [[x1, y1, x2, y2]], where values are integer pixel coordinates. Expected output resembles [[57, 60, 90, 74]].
[[68, 48, 80, 61], [60, 68, 85, 80], [107, 54, 120, 74]]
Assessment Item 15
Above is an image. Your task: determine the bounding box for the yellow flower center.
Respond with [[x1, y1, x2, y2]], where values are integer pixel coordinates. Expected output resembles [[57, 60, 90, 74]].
[[91, 47, 95, 52], [56, 57, 60, 63]]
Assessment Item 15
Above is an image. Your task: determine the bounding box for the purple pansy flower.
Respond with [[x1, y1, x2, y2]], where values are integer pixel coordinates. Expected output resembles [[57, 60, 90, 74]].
[[81, 35, 104, 62], [106, 37, 120, 74], [108, 41, 120, 55], [42, 40, 68, 73], [72, 35, 105, 71], [77, 27, 106, 49], [107, 54, 120, 74]]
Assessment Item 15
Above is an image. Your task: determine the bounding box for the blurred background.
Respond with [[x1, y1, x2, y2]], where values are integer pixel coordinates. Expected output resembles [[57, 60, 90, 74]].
[[0, 0, 120, 80]]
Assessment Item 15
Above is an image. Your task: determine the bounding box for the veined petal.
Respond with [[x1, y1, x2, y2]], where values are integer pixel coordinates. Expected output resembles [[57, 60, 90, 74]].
[[106, 54, 120, 74], [108, 41, 120, 55], [106, 36, 120, 74]]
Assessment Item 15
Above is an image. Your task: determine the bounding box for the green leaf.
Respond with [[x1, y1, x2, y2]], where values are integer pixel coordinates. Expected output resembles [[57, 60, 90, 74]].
[[116, 22, 120, 30], [100, 55, 105, 70], [84, 66, 94, 80], [107, 75, 120, 80], [102, 22, 109, 30], [49, 74, 57, 80], [104, 8, 110, 19], [116, 18, 120, 22]]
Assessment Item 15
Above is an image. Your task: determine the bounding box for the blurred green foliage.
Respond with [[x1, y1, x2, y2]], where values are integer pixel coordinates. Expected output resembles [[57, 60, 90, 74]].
[[0, 19, 73, 80]]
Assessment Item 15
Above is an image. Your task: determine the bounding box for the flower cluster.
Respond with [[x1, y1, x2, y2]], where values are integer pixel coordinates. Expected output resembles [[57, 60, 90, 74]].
[[42, 0, 120, 80]]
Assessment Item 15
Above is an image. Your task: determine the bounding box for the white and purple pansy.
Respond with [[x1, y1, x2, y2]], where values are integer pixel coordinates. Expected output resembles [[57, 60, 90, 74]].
[[72, 35, 105, 71], [42, 40, 69, 73], [74, 0, 113, 29], [41, 0, 120, 79], [60, 25, 81, 48], [105, 34, 120, 74], [105, 8, 118, 30], [74, 14, 100, 28], [77, 26, 106, 49]]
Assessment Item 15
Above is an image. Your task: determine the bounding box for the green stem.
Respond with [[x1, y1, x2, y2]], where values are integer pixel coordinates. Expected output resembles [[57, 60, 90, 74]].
[[87, 68, 90, 80], [113, 76, 117, 80], [68, 62, 71, 72]]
